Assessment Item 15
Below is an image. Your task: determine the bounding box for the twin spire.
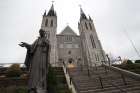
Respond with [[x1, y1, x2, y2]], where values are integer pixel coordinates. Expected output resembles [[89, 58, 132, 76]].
[[43, 4, 92, 21]]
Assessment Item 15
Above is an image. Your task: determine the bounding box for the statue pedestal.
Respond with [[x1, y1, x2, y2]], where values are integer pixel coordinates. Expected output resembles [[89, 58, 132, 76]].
[[37, 88, 47, 93]]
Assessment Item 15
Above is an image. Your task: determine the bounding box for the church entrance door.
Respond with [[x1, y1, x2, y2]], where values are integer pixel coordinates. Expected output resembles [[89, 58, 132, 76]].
[[67, 58, 75, 68]]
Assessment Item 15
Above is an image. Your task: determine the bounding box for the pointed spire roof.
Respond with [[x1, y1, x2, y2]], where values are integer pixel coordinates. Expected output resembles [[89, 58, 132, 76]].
[[50, 4, 54, 10], [43, 10, 46, 16], [59, 26, 77, 35], [80, 7, 87, 20], [47, 4, 56, 16], [89, 15, 92, 20], [88, 15, 93, 21]]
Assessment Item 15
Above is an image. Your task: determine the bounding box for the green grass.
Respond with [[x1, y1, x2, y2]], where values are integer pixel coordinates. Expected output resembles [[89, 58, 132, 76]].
[[16, 87, 28, 93], [0, 66, 71, 93], [48, 66, 72, 93], [0, 86, 28, 93]]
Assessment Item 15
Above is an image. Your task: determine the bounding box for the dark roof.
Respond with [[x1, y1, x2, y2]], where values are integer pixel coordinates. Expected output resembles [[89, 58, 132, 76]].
[[80, 8, 87, 20], [59, 25, 77, 36], [47, 4, 56, 16]]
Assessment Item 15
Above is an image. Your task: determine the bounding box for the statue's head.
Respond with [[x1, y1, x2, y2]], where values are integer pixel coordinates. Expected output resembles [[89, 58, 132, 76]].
[[39, 29, 45, 37]]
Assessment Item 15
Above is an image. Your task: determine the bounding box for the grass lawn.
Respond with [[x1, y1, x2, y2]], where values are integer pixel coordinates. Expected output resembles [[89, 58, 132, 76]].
[[0, 65, 71, 93], [0, 86, 28, 93]]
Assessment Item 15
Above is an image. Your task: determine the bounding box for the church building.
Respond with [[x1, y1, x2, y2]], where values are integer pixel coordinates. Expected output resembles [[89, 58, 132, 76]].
[[40, 4, 106, 67]]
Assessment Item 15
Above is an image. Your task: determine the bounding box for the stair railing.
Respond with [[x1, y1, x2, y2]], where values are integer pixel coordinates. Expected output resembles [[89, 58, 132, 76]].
[[62, 62, 78, 93]]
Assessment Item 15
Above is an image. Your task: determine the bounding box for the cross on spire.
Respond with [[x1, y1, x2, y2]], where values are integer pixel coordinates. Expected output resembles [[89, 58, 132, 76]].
[[88, 14, 92, 21], [66, 22, 69, 26], [51, 0, 54, 4], [79, 4, 82, 8], [79, 4, 84, 14]]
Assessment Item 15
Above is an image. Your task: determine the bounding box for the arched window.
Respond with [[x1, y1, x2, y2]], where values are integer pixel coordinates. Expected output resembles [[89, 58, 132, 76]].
[[45, 31, 50, 39], [95, 54, 99, 61], [45, 19, 48, 27], [90, 35, 96, 48], [68, 36, 72, 41], [50, 20, 53, 27], [47, 33, 50, 39], [85, 22, 88, 30], [89, 23, 92, 30]]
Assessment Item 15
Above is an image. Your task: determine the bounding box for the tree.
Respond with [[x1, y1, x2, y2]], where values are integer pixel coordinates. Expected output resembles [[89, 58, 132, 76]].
[[127, 60, 133, 64], [6, 64, 22, 77], [135, 60, 140, 63]]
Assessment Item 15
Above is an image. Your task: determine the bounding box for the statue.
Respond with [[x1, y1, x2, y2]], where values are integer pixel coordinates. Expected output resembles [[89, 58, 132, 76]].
[[19, 29, 50, 93]]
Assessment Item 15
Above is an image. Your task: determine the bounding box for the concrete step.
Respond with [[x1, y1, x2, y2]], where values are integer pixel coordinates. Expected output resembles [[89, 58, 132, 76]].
[[68, 66, 140, 93]]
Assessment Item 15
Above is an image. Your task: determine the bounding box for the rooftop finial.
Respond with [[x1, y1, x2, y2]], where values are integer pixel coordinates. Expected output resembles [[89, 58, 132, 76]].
[[88, 15, 92, 21], [79, 4, 82, 8], [51, 0, 54, 4], [66, 22, 69, 25], [79, 4, 83, 14], [43, 10, 46, 16]]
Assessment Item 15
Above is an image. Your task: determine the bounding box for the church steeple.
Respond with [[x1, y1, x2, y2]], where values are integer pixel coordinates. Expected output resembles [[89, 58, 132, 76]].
[[78, 7, 106, 67], [80, 7, 87, 20], [47, 4, 56, 16], [41, 2, 58, 66], [41, 3, 57, 29]]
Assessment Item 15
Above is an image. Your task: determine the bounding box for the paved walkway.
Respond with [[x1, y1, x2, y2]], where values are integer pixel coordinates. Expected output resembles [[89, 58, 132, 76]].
[[68, 66, 140, 93]]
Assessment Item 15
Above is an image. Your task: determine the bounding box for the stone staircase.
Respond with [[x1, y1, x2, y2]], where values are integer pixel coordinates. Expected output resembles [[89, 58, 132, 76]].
[[68, 66, 140, 93]]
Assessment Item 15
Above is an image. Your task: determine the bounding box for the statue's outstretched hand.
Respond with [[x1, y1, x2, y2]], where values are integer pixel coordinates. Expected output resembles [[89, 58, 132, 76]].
[[19, 42, 28, 47]]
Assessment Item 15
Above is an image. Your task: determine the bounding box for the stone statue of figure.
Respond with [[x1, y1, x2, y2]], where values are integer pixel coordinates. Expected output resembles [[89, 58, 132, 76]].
[[19, 29, 50, 93]]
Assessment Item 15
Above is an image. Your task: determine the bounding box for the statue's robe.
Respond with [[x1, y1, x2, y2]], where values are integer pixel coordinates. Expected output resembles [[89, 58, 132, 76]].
[[24, 37, 50, 92]]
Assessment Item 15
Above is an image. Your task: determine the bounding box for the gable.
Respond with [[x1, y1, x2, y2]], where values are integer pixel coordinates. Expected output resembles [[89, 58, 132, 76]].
[[59, 26, 77, 35]]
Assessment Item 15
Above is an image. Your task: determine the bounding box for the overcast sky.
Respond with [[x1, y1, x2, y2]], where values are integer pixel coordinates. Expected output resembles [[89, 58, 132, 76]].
[[0, 0, 140, 63]]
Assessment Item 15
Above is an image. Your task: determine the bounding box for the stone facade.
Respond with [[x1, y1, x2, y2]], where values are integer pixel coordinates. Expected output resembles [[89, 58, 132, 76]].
[[41, 4, 106, 67], [57, 26, 82, 67]]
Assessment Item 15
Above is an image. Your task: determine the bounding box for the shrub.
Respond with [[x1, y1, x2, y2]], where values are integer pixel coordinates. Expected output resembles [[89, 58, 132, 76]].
[[135, 60, 140, 63], [6, 64, 22, 77], [16, 86, 28, 93], [126, 60, 133, 64], [47, 65, 57, 93], [0, 86, 28, 93]]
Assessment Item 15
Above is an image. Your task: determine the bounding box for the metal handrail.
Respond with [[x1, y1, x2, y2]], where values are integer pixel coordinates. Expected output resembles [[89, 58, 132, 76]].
[[103, 64, 140, 81], [62, 62, 79, 93]]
